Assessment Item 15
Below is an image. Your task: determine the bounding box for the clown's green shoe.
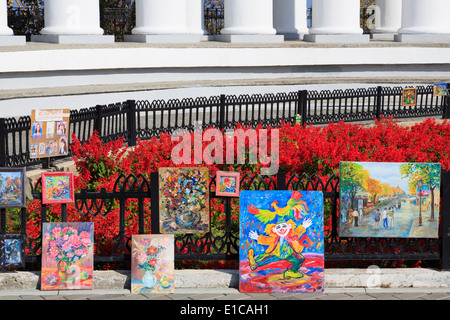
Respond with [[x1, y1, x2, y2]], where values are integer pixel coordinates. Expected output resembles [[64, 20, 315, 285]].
[[283, 270, 304, 279]]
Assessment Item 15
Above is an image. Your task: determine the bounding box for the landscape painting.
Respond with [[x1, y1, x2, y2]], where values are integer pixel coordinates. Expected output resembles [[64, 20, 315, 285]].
[[239, 190, 324, 293], [41, 172, 75, 204], [131, 234, 174, 294], [41, 222, 94, 290], [159, 167, 210, 234], [339, 162, 441, 238], [0, 168, 26, 208]]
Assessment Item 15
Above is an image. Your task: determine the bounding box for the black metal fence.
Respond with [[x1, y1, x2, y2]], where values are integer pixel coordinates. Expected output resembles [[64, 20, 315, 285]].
[[1, 85, 448, 169], [4, 170, 449, 270]]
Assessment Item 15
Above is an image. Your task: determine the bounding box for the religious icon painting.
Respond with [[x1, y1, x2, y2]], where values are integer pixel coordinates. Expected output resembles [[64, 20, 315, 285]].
[[215, 171, 240, 197], [402, 87, 417, 107], [159, 167, 210, 234], [41, 222, 94, 290], [131, 234, 175, 294], [239, 191, 324, 293], [0, 234, 25, 268], [0, 167, 26, 208], [41, 172, 75, 204]]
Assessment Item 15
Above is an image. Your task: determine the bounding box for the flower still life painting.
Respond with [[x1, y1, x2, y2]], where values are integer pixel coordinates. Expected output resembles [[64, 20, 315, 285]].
[[239, 191, 324, 293], [41, 172, 75, 204], [41, 222, 94, 290], [215, 171, 240, 197], [0, 168, 26, 208], [339, 162, 441, 238], [131, 234, 175, 294], [159, 167, 210, 234], [402, 87, 417, 107]]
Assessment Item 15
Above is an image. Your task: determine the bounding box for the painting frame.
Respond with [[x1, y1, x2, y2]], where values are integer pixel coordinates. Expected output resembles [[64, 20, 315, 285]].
[[0, 234, 25, 268], [41, 171, 75, 205], [215, 171, 240, 197], [402, 87, 417, 107], [0, 167, 26, 209], [433, 83, 448, 97]]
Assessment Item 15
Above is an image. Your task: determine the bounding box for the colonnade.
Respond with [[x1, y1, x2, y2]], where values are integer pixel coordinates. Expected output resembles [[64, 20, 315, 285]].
[[1, 0, 450, 45]]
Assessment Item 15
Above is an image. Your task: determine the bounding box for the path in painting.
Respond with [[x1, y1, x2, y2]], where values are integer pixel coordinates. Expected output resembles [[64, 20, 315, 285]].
[[340, 197, 436, 238]]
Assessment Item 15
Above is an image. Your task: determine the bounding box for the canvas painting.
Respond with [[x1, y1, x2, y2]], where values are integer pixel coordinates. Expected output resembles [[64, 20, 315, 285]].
[[339, 162, 441, 238], [433, 83, 447, 97], [41, 172, 75, 204], [239, 191, 324, 293], [0, 235, 24, 268], [41, 222, 94, 290], [402, 88, 417, 107], [159, 167, 210, 234], [216, 171, 240, 197], [131, 234, 174, 294], [0, 168, 26, 208]]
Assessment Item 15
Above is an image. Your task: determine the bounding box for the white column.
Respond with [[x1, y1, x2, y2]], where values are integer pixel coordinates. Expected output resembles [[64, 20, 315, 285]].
[[32, 0, 113, 44], [0, 0, 25, 46], [186, 0, 206, 36], [0, 0, 13, 36], [370, 0, 402, 40], [305, 0, 369, 43], [396, 0, 450, 42], [216, 0, 283, 42], [273, 0, 309, 40], [127, 0, 200, 43]]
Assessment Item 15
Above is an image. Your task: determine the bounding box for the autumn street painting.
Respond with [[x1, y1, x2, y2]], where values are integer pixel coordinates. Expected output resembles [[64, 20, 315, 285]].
[[339, 162, 441, 238]]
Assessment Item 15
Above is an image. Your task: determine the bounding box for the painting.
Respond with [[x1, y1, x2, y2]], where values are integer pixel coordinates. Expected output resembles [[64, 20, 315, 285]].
[[215, 171, 240, 197], [239, 191, 324, 293], [0, 234, 25, 268], [433, 83, 448, 97], [131, 234, 174, 294], [0, 167, 26, 208], [339, 162, 441, 238], [41, 222, 94, 290], [402, 87, 417, 107], [159, 167, 210, 234], [41, 172, 75, 204]]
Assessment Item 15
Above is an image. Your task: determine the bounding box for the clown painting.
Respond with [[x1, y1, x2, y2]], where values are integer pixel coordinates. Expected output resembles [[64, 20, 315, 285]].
[[239, 191, 324, 293]]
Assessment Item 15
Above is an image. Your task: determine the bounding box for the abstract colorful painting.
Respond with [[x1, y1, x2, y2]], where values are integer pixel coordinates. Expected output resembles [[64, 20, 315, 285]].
[[0, 234, 24, 268], [433, 83, 447, 97], [41, 172, 75, 204], [131, 234, 174, 294], [339, 162, 441, 238], [402, 87, 417, 107], [239, 191, 324, 293], [159, 167, 210, 234], [41, 222, 94, 290], [215, 171, 240, 197], [0, 168, 26, 208]]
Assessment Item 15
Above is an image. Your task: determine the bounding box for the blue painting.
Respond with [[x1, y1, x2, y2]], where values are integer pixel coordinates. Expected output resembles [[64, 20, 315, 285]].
[[1, 235, 24, 268], [239, 191, 324, 293]]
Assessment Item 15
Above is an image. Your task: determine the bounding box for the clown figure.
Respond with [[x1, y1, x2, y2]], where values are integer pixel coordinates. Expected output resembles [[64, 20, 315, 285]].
[[247, 217, 313, 279]]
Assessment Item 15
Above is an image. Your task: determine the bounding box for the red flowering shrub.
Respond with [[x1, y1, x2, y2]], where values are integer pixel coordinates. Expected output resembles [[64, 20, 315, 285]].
[[20, 117, 450, 269]]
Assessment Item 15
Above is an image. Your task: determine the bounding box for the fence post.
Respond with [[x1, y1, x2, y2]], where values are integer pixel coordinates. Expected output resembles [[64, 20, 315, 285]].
[[443, 84, 450, 120], [297, 90, 307, 126], [0, 118, 6, 167], [277, 171, 287, 190], [127, 100, 137, 147], [441, 171, 450, 270], [95, 104, 103, 135], [150, 171, 160, 234], [376, 86, 382, 121], [219, 94, 226, 130]]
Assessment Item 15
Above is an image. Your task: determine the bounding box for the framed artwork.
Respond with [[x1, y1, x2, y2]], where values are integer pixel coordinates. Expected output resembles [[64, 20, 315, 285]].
[[239, 191, 324, 293], [41, 172, 75, 204], [402, 87, 417, 107], [41, 222, 94, 290], [131, 234, 175, 294], [0, 234, 25, 268], [215, 171, 240, 197], [159, 167, 210, 234], [433, 83, 448, 97], [0, 167, 26, 208], [339, 162, 441, 238]]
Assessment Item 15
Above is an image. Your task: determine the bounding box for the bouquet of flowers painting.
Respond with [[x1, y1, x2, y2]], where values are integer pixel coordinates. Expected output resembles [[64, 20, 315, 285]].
[[339, 162, 441, 238], [131, 234, 174, 294], [41, 222, 94, 290], [239, 190, 324, 293]]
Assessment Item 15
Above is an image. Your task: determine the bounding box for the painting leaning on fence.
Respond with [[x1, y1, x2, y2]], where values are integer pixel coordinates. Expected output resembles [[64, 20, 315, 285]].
[[339, 162, 441, 238]]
